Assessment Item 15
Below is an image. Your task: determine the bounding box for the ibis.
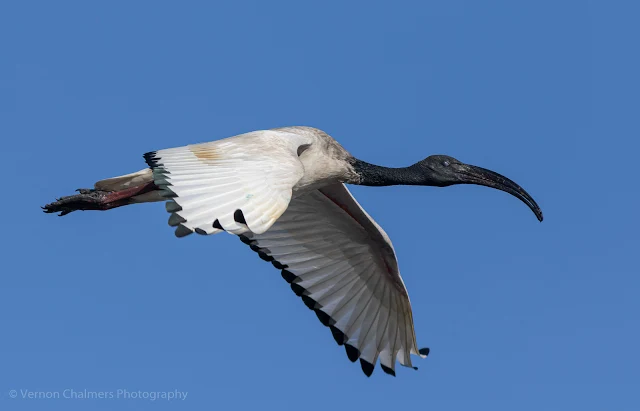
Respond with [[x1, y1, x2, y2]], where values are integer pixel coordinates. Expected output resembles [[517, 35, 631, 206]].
[[43, 126, 543, 377]]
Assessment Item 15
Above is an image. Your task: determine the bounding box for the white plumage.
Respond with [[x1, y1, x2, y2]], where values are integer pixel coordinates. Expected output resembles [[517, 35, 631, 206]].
[[140, 127, 425, 376], [46, 125, 543, 377], [241, 184, 424, 376]]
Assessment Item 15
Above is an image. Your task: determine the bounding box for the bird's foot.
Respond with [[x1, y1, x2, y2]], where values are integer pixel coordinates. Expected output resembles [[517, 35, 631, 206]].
[[42, 182, 158, 216], [42, 190, 112, 216]]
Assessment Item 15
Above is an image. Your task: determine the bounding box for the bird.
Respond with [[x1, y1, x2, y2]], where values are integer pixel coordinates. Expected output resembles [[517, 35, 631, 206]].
[[43, 126, 543, 377]]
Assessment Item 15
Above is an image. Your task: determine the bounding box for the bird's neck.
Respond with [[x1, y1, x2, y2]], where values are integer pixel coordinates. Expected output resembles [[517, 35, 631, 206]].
[[351, 159, 427, 186]]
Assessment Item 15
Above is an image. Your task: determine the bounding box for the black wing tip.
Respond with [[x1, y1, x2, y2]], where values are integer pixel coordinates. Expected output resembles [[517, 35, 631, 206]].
[[290, 283, 305, 296], [280, 270, 297, 283], [380, 364, 396, 377], [165, 201, 183, 213], [168, 213, 187, 227], [143, 151, 160, 168], [345, 344, 360, 362], [360, 359, 375, 377], [174, 224, 193, 238], [272, 260, 288, 270], [329, 325, 346, 346], [419, 347, 430, 356], [301, 295, 318, 310], [160, 187, 178, 199], [239, 235, 370, 374], [314, 309, 334, 326], [238, 234, 253, 245], [233, 209, 247, 225]]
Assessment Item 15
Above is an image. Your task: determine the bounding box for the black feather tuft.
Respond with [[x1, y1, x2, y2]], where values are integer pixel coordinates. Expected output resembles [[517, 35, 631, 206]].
[[329, 326, 346, 345], [360, 359, 374, 377], [168, 213, 186, 227], [143, 151, 160, 168], [174, 224, 193, 238], [380, 364, 396, 377], [345, 344, 360, 362], [290, 283, 305, 296], [165, 201, 182, 213], [233, 209, 247, 225], [280, 270, 297, 283], [314, 309, 333, 326], [301, 295, 317, 310], [272, 261, 288, 270], [160, 187, 178, 198], [238, 235, 253, 245]]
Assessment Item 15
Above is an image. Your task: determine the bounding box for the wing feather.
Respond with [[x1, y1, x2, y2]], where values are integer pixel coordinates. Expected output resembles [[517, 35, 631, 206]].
[[240, 184, 426, 376], [144, 129, 311, 236]]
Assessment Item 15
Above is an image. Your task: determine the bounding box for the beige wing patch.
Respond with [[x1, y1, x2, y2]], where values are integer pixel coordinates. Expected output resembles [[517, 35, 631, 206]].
[[189, 144, 221, 162], [144, 129, 312, 236]]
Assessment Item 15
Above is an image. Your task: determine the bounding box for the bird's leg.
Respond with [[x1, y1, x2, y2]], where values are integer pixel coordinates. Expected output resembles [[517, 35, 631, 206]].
[[42, 182, 157, 216]]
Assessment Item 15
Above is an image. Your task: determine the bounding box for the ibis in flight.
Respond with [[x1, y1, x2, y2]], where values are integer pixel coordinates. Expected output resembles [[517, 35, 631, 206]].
[[43, 126, 543, 377]]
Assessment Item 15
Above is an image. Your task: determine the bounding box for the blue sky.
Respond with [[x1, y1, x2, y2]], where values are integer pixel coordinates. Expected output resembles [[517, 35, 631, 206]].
[[1, 1, 638, 410]]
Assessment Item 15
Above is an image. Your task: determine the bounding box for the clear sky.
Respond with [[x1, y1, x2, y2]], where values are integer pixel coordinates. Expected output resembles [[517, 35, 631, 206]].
[[1, 1, 638, 410]]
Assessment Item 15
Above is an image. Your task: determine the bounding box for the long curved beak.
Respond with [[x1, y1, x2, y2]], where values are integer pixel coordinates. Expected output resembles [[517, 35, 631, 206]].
[[455, 164, 543, 222]]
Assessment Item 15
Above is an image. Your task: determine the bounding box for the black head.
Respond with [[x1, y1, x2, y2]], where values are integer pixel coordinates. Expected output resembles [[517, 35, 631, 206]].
[[411, 154, 543, 221], [413, 155, 466, 187]]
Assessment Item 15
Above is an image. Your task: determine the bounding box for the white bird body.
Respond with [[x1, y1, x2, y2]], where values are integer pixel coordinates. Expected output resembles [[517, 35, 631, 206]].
[[45, 125, 543, 377], [282, 126, 361, 195]]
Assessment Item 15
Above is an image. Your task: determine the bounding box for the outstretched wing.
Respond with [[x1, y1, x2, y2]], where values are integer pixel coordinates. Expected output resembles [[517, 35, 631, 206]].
[[240, 183, 427, 376], [144, 130, 312, 236]]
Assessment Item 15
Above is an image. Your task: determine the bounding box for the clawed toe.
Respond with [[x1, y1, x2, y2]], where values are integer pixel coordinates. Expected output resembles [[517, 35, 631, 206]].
[[42, 192, 100, 216], [44, 181, 155, 217], [42, 187, 134, 216]]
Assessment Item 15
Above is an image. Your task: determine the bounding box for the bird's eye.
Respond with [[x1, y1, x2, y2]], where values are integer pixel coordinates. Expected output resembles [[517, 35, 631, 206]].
[[443, 160, 450, 167]]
